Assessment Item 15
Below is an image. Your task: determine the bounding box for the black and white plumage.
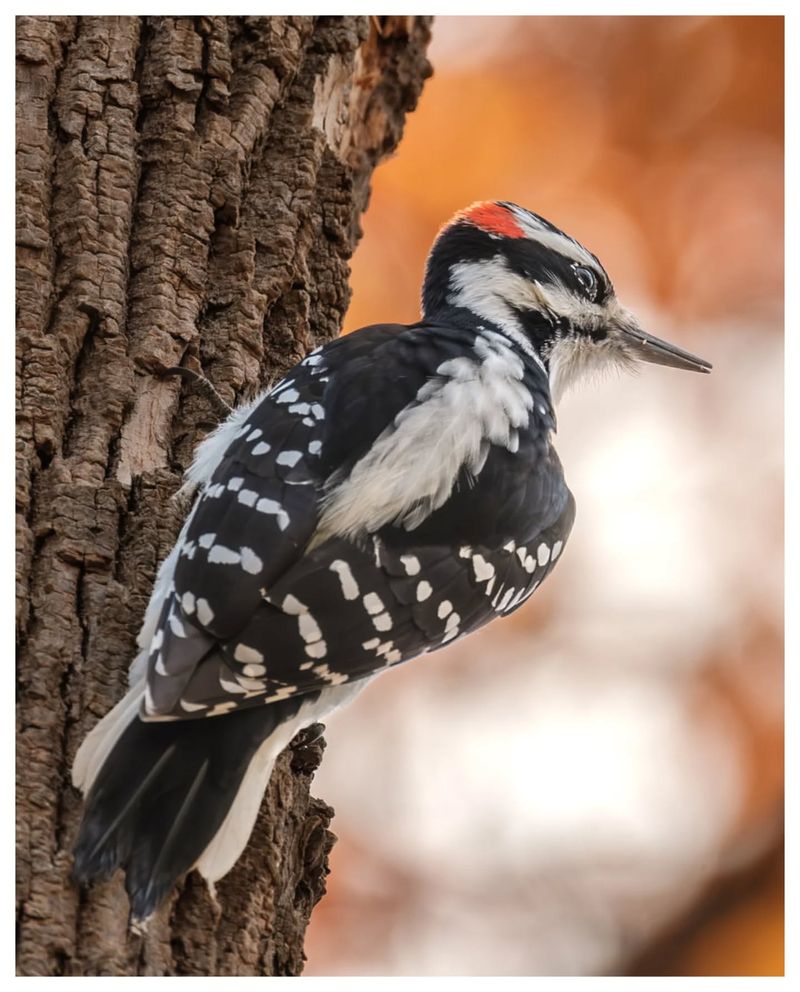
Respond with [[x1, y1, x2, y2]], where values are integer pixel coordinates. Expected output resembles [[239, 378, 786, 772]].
[[71, 201, 711, 922]]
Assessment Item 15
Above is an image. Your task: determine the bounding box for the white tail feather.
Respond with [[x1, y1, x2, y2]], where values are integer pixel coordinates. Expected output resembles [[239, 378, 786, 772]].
[[74, 668, 370, 882], [194, 679, 371, 882], [72, 680, 144, 793], [194, 728, 291, 882]]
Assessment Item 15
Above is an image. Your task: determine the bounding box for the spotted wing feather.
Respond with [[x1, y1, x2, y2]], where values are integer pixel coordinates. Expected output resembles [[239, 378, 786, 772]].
[[144, 327, 459, 718], [143, 323, 573, 722]]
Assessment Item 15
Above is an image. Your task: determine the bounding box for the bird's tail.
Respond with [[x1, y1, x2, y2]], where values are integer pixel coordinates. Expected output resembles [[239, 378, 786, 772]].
[[71, 686, 310, 922]]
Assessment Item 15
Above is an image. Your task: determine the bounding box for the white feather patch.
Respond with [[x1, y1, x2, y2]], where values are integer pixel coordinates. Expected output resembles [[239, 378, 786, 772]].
[[316, 333, 533, 539], [194, 680, 370, 882], [71, 679, 146, 793]]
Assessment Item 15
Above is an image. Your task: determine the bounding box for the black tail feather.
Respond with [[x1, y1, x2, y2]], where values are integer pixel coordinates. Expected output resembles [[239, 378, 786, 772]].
[[72, 697, 306, 921]]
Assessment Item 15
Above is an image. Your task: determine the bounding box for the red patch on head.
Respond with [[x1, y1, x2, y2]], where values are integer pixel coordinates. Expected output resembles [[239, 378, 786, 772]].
[[461, 202, 524, 239]]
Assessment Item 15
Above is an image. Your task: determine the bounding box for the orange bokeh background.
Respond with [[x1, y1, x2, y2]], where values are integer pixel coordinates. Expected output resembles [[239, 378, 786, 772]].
[[304, 16, 783, 977]]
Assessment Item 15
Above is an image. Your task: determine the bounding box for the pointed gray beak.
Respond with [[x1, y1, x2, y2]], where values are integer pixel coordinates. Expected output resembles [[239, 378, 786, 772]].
[[620, 324, 712, 374]]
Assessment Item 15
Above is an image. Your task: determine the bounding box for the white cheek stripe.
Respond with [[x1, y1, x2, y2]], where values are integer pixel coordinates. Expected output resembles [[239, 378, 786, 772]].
[[447, 252, 636, 407], [446, 257, 546, 374]]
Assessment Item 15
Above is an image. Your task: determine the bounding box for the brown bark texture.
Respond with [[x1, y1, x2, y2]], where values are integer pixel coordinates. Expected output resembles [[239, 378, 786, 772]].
[[16, 14, 432, 976]]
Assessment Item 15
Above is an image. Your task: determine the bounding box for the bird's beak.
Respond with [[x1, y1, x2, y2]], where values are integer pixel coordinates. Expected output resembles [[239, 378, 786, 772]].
[[619, 323, 712, 374]]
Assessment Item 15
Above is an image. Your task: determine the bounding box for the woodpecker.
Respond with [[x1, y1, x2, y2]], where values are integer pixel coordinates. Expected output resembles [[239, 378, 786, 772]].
[[72, 200, 711, 922]]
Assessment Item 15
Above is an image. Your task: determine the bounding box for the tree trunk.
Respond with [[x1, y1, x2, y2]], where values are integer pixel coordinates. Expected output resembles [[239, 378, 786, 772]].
[[16, 14, 431, 976]]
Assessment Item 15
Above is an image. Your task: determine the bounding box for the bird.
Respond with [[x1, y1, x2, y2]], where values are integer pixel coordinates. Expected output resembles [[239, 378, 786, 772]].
[[71, 200, 712, 923]]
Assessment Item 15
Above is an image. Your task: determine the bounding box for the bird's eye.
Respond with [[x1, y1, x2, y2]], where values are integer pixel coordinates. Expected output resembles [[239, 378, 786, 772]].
[[573, 266, 599, 301]]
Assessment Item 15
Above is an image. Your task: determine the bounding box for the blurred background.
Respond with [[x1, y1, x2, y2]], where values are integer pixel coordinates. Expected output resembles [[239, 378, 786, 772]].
[[304, 15, 784, 976]]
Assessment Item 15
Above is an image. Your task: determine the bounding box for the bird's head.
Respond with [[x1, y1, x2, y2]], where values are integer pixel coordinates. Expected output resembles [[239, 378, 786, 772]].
[[422, 201, 711, 401]]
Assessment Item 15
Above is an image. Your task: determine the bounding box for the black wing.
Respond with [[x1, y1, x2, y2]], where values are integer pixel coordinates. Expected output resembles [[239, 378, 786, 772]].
[[143, 324, 574, 719], [143, 324, 437, 716]]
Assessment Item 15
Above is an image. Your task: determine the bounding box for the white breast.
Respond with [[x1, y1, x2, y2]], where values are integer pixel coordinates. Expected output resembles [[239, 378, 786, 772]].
[[317, 332, 533, 540]]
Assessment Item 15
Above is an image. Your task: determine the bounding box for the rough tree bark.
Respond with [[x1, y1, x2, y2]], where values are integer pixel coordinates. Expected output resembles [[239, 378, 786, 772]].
[[16, 14, 432, 976]]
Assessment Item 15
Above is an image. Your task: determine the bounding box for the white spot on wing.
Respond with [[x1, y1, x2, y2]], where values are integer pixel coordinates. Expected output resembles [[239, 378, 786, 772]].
[[256, 498, 289, 530], [180, 699, 207, 713], [282, 595, 306, 615], [234, 643, 264, 664], [267, 685, 299, 702], [196, 598, 214, 626], [311, 664, 347, 686], [240, 547, 263, 575], [243, 663, 267, 677], [208, 545, 241, 566], [299, 613, 322, 644], [471, 554, 495, 582], [507, 587, 529, 611], [362, 592, 384, 615], [497, 588, 515, 611], [330, 559, 359, 600], [208, 701, 238, 716]]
